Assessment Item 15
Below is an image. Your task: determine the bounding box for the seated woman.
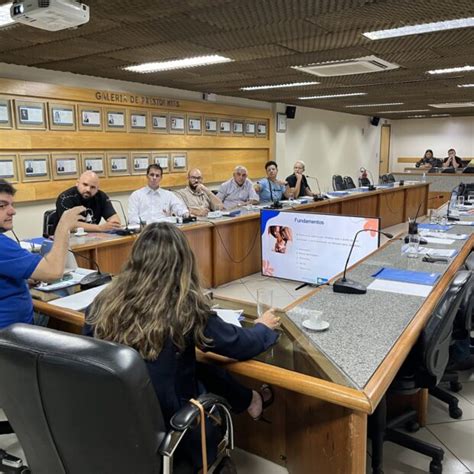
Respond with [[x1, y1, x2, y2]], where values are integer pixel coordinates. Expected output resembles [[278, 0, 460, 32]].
[[85, 222, 280, 471], [254, 160, 289, 202], [415, 149, 441, 169]]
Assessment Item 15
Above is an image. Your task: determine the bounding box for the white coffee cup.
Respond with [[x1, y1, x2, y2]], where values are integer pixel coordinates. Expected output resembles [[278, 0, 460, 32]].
[[75, 227, 85, 235]]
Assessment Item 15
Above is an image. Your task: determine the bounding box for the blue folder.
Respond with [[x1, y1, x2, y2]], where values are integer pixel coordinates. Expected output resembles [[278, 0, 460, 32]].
[[372, 267, 441, 286], [417, 223, 452, 232]]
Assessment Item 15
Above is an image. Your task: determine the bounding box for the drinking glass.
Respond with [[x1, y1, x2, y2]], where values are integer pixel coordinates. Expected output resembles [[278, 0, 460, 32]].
[[429, 210, 439, 225], [457, 196, 465, 208], [257, 288, 273, 317], [406, 234, 420, 258]]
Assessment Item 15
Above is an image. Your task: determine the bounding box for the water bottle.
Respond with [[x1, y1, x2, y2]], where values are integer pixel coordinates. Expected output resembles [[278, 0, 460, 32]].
[[422, 172, 426, 183]]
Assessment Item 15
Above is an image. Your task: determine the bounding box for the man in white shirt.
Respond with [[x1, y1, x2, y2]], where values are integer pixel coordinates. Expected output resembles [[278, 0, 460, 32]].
[[128, 164, 188, 225], [216, 165, 259, 209]]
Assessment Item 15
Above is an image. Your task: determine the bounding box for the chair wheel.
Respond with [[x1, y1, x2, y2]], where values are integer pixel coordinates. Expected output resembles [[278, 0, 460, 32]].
[[449, 381, 462, 392], [406, 420, 420, 432], [429, 460, 442, 473], [449, 406, 463, 419]]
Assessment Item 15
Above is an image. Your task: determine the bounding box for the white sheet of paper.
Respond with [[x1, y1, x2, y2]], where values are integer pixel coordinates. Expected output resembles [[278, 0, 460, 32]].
[[214, 309, 243, 327], [368, 279, 432, 297], [49, 284, 109, 311], [423, 237, 455, 245], [419, 231, 468, 240], [37, 268, 96, 292], [417, 247, 457, 257]]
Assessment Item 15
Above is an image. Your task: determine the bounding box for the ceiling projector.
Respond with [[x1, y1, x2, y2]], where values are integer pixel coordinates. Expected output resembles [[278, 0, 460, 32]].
[[10, 0, 90, 31]]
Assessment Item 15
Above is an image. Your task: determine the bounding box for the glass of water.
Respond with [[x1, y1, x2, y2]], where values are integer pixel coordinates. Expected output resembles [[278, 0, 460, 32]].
[[457, 196, 465, 208], [257, 288, 273, 317], [406, 234, 420, 258]]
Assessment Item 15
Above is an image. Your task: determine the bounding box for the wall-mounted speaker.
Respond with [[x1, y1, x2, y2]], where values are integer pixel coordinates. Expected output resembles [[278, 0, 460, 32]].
[[370, 116, 380, 126], [286, 106, 297, 119]]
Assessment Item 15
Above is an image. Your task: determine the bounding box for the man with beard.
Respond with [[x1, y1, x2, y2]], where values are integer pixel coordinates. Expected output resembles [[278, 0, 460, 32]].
[[55, 171, 121, 233], [175, 169, 224, 217]]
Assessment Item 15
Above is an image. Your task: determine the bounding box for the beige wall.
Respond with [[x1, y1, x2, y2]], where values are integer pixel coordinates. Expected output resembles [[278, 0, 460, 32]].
[[389, 116, 474, 172]]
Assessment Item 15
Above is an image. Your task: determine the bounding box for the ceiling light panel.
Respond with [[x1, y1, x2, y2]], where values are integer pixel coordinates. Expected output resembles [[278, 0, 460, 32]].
[[299, 92, 367, 100], [363, 17, 474, 40], [240, 81, 320, 91], [427, 65, 474, 75], [346, 102, 404, 108], [457, 83, 474, 88], [123, 55, 232, 73], [428, 102, 474, 108], [378, 109, 430, 113]]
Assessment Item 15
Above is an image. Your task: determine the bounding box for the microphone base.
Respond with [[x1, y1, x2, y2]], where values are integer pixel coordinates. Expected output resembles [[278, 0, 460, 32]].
[[115, 227, 138, 236], [333, 278, 367, 294], [80, 272, 112, 291], [313, 194, 326, 201], [368, 185, 376, 191]]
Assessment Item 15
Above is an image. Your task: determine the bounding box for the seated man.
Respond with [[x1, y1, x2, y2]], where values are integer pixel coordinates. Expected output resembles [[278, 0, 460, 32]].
[[443, 148, 464, 168], [0, 179, 84, 329], [216, 166, 259, 209], [254, 160, 289, 202], [128, 164, 188, 224], [56, 171, 121, 232], [175, 168, 224, 217], [285, 160, 314, 198]]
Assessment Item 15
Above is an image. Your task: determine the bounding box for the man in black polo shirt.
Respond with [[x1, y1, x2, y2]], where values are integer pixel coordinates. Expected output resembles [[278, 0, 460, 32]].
[[56, 171, 121, 233]]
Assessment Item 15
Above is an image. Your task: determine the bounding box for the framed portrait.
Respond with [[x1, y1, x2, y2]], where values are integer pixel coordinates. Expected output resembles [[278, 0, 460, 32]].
[[276, 112, 287, 133], [204, 117, 218, 135], [152, 152, 170, 173], [244, 121, 256, 136], [107, 151, 130, 176], [0, 98, 12, 129], [131, 152, 151, 175], [15, 100, 46, 130], [51, 153, 79, 180], [187, 115, 202, 135], [170, 114, 186, 134], [19, 153, 50, 182], [0, 154, 18, 182], [151, 113, 168, 133], [257, 121, 268, 137], [171, 152, 187, 173], [48, 103, 75, 131], [232, 120, 244, 135], [81, 152, 106, 177], [105, 108, 126, 132], [129, 110, 148, 132], [218, 119, 231, 134], [78, 105, 103, 131]]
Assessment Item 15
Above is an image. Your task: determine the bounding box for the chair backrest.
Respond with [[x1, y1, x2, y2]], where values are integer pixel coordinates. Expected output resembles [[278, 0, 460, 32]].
[[343, 176, 356, 189], [380, 174, 389, 184], [417, 271, 472, 385], [0, 324, 165, 474], [42, 209, 57, 238], [358, 176, 371, 187], [332, 175, 346, 191], [453, 273, 474, 338], [466, 252, 474, 271], [387, 173, 396, 183]]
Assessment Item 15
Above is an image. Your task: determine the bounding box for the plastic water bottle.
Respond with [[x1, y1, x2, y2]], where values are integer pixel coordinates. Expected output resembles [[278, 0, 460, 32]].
[[422, 172, 426, 183]]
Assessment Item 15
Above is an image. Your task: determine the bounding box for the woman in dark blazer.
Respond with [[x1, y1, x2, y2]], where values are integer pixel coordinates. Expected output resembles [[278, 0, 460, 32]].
[[86, 222, 279, 470]]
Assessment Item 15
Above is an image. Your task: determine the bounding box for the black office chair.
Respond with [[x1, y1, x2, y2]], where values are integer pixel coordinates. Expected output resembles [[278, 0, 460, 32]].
[[380, 174, 389, 184], [0, 324, 234, 474], [369, 270, 472, 474], [42, 209, 57, 238], [359, 176, 371, 187], [343, 176, 356, 189], [332, 175, 346, 191], [465, 252, 474, 271], [387, 173, 396, 183]]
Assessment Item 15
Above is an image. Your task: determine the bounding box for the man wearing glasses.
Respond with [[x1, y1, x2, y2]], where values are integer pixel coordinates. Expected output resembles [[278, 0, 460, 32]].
[[128, 164, 188, 225], [217, 165, 259, 209], [175, 169, 224, 217]]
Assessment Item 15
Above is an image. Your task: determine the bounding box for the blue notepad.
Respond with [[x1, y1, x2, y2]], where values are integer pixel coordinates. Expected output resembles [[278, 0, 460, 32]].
[[417, 223, 452, 232], [372, 267, 441, 286]]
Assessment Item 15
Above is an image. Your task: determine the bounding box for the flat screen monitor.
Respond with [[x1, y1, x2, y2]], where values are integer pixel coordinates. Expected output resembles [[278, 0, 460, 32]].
[[260, 209, 380, 285]]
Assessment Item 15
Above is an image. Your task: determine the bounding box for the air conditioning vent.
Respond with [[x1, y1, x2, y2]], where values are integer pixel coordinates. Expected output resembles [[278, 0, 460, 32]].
[[292, 56, 399, 77], [428, 102, 474, 108], [38, 0, 50, 7]]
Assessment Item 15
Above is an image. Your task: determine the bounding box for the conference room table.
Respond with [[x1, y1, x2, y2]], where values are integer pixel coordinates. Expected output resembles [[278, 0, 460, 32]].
[[31, 184, 474, 473], [67, 182, 429, 288]]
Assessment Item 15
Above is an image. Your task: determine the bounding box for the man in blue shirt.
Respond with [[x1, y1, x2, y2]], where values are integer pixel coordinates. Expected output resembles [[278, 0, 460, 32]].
[[0, 179, 84, 329], [254, 161, 289, 202]]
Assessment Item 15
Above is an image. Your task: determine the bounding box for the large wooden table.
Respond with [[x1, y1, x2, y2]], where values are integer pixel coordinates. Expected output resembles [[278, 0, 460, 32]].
[[70, 183, 429, 288]]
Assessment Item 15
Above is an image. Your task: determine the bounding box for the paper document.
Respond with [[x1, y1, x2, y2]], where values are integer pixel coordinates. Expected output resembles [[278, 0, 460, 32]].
[[422, 237, 455, 245], [49, 284, 109, 311], [372, 267, 441, 286], [455, 221, 474, 226], [213, 309, 243, 327], [36, 268, 96, 292], [417, 223, 453, 232], [368, 279, 432, 297], [417, 247, 458, 258], [419, 231, 467, 240]]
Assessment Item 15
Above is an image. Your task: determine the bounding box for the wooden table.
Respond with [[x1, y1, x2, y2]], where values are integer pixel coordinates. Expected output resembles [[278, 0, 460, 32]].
[[70, 183, 429, 288]]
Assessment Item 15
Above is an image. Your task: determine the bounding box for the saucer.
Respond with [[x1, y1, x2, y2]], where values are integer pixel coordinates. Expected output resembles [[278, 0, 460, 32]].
[[75, 232, 87, 237], [302, 319, 329, 331]]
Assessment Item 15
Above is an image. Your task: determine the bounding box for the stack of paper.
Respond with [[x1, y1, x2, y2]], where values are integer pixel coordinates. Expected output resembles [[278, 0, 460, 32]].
[[213, 309, 244, 327]]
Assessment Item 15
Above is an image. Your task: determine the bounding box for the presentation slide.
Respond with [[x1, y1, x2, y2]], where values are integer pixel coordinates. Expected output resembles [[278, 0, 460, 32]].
[[260, 210, 380, 284]]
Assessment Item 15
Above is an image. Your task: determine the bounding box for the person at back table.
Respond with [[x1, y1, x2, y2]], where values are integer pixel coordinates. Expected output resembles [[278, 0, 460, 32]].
[[415, 149, 441, 169], [56, 171, 121, 233], [286, 160, 314, 198], [175, 168, 224, 217], [128, 164, 188, 225], [85, 222, 279, 471], [443, 148, 464, 168], [0, 179, 84, 329], [216, 165, 259, 209], [254, 160, 289, 202]]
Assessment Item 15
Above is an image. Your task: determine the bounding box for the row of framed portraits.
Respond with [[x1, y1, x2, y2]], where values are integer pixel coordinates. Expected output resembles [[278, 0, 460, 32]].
[[0, 97, 269, 137], [0, 151, 188, 183]]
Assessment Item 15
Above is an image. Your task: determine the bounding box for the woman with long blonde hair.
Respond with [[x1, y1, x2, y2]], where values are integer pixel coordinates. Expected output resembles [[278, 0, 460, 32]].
[[86, 222, 279, 470]]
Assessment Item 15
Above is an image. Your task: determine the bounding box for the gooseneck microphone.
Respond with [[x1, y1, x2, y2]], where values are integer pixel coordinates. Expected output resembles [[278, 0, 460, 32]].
[[69, 250, 112, 290], [333, 228, 393, 295], [408, 194, 444, 235], [306, 175, 326, 201], [107, 199, 138, 235]]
